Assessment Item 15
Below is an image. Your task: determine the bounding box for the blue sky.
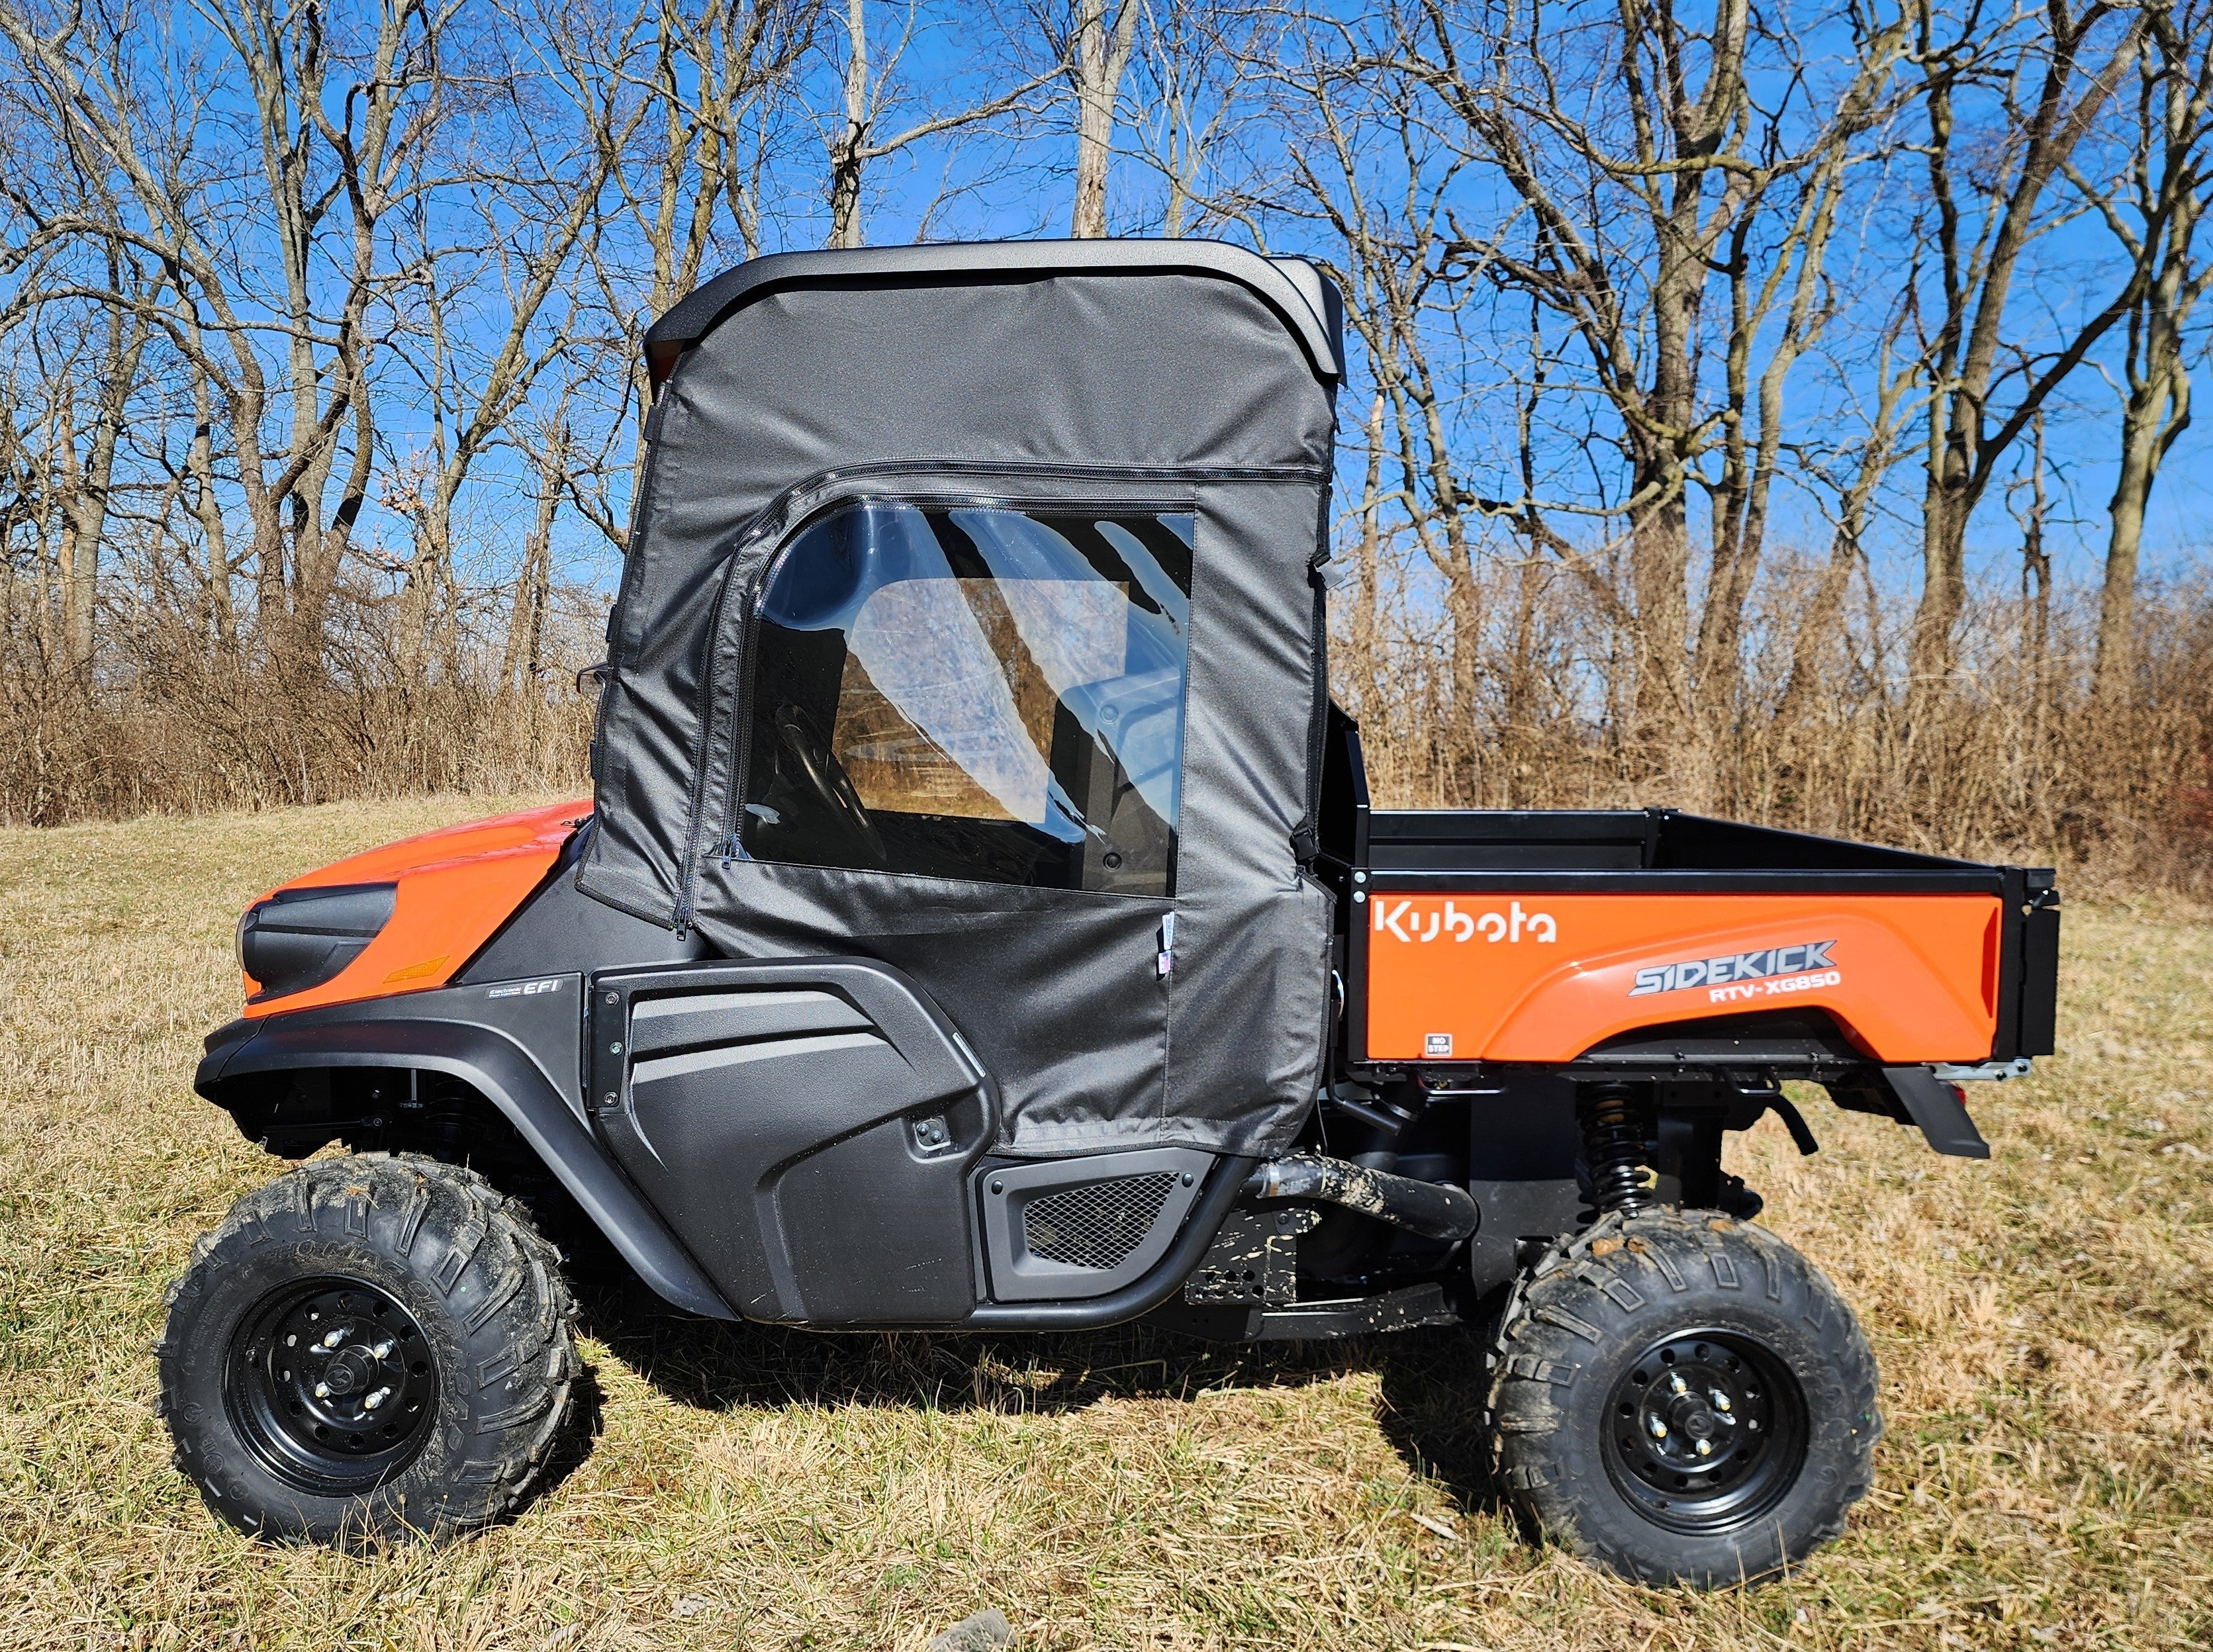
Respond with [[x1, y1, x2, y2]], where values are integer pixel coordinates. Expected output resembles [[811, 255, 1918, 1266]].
[[68, 0, 2201, 645]]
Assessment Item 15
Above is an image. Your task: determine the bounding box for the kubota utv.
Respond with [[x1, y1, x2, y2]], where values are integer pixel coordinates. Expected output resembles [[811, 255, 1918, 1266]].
[[159, 241, 2060, 1586]]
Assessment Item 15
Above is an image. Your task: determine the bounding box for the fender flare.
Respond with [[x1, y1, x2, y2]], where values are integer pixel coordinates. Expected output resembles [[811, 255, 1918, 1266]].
[[197, 1012, 737, 1320]]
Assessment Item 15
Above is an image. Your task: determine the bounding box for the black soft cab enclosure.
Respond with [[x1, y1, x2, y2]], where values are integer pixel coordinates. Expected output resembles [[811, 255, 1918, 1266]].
[[573, 240, 1344, 1321]]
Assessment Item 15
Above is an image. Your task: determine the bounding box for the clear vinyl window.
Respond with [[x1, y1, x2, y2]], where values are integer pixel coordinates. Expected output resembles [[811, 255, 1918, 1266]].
[[739, 500, 1193, 894]]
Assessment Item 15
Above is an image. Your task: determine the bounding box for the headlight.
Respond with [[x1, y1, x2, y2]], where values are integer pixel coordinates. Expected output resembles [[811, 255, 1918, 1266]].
[[238, 884, 398, 1003]]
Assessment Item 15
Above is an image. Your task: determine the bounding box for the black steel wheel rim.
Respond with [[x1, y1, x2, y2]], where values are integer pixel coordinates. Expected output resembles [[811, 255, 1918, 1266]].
[[226, 1276, 438, 1496], [1599, 1328, 1809, 1534]]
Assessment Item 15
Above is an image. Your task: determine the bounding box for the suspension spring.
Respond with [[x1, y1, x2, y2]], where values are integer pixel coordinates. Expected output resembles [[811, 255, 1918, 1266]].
[[1579, 1083, 1652, 1215]]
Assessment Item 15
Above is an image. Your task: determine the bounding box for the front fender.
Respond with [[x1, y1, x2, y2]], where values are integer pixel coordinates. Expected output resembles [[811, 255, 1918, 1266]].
[[196, 978, 735, 1320]]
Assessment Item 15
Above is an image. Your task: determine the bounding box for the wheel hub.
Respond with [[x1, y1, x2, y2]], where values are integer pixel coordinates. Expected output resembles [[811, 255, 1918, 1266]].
[[1601, 1330, 1809, 1534], [226, 1277, 438, 1496]]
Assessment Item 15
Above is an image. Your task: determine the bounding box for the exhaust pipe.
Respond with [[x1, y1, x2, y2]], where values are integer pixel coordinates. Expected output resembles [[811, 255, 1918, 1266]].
[[1243, 1152, 1478, 1242]]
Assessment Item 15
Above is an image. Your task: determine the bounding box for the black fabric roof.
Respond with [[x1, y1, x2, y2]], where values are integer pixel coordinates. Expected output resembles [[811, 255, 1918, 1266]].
[[641, 239, 1344, 389]]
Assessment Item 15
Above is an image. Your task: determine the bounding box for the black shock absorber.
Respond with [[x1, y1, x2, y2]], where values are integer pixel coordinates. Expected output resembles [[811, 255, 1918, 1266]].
[[1578, 1083, 1652, 1215]]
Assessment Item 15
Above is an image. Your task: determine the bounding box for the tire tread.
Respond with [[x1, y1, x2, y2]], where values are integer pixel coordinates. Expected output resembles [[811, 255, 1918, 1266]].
[[1482, 1207, 1881, 1588], [155, 1152, 580, 1544]]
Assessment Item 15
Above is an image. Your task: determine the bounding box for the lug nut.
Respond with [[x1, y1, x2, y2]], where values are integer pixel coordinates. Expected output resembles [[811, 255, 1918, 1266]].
[[320, 1328, 345, 1350], [1646, 1416, 1668, 1440], [314, 1381, 331, 1399], [372, 1341, 394, 1359], [1668, 1373, 1687, 1395], [1710, 1389, 1732, 1412], [1695, 1438, 1713, 1457], [363, 1387, 391, 1410]]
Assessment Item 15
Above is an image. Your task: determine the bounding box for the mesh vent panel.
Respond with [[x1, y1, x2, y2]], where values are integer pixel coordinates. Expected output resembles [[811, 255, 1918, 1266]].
[[1023, 1172, 1178, 1269]]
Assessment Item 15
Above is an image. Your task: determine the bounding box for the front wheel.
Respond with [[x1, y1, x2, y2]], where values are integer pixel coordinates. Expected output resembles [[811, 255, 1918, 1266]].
[[1485, 1209, 1880, 1588], [155, 1153, 579, 1545]]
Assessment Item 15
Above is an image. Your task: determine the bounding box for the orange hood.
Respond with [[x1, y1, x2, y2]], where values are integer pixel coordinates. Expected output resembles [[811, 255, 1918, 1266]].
[[242, 800, 590, 1015]]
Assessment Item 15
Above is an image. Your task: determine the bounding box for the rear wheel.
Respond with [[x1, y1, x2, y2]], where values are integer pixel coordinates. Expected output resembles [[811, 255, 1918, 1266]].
[[156, 1153, 579, 1545], [1485, 1208, 1879, 1587]]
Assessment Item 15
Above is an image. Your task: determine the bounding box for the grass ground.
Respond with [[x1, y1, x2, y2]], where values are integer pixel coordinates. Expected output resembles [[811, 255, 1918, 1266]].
[[0, 797, 2208, 1651]]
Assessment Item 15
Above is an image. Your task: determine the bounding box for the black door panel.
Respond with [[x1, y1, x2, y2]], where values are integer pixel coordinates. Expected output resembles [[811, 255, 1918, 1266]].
[[590, 959, 993, 1324]]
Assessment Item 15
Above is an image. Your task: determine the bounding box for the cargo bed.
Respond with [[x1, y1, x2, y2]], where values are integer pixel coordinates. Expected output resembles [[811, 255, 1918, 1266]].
[[1319, 720, 2060, 1076]]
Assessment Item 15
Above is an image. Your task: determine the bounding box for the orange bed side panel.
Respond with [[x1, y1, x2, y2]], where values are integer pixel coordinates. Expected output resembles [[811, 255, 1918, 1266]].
[[240, 800, 591, 1016], [1362, 892, 2001, 1064]]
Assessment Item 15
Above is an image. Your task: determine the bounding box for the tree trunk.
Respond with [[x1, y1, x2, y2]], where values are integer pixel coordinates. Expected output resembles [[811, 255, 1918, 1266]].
[[58, 293, 148, 672], [2092, 0, 2210, 715], [1346, 390, 1385, 713], [2096, 353, 2185, 713], [1910, 428, 1971, 691], [1626, 412, 1702, 799], [1905, 8, 2147, 698], [1068, 0, 1138, 237], [503, 429, 567, 693], [829, 0, 870, 248], [187, 361, 240, 658], [1501, 549, 1546, 807]]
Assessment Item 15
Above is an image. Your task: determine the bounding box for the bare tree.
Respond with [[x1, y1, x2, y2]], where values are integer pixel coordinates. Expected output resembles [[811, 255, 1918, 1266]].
[[0, 0, 447, 661], [1127, 0, 1277, 235], [291, 0, 450, 646], [820, 0, 1057, 249], [54, 251, 155, 669], [1902, 0, 2148, 693], [1775, 311, 1918, 727], [590, 0, 812, 478], [1393, 0, 1911, 788], [501, 407, 570, 694], [1066, 0, 1139, 235], [2071, 0, 2213, 713], [1293, 75, 1487, 759], [385, 39, 645, 675]]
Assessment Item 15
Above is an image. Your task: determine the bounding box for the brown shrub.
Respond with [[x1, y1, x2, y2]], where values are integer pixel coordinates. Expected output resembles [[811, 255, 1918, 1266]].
[[1337, 559, 2213, 895], [0, 592, 594, 826], [4, 555, 2207, 895]]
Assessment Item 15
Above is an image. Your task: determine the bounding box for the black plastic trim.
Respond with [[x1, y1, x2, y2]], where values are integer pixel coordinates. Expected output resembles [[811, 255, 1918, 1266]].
[[1571, 1010, 1867, 1068], [977, 1148, 1213, 1302], [589, 956, 988, 1121], [201, 1015, 259, 1068], [1363, 870, 2006, 894], [460, 819, 712, 982], [587, 956, 996, 1324], [1365, 806, 1984, 872], [2017, 880, 2061, 1058], [1882, 1065, 1993, 1159], [964, 1155, 1257, 1330], [195, 994, 737, 1320], [240, 883, 398, 1004], [1983, 869, 2060, 1063]]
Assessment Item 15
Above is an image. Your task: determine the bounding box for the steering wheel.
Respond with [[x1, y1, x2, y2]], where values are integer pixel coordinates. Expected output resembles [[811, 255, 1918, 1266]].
[[773, 711, 886, 860]]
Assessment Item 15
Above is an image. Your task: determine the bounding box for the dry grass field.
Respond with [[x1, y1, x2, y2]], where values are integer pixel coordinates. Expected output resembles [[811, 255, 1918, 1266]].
[[1, 798, 2208, 1651]]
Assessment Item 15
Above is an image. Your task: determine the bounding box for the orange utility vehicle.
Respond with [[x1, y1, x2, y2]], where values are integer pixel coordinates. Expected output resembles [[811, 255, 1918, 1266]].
[[160, 241, 2057, 1587]]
